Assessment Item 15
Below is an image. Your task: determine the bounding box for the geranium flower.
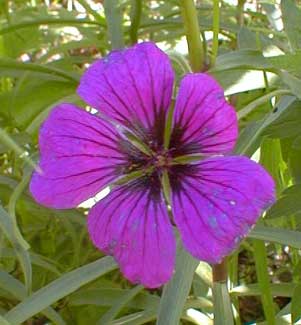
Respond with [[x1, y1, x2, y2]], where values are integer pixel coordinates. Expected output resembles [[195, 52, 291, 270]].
[[30, 42, 275, 288]]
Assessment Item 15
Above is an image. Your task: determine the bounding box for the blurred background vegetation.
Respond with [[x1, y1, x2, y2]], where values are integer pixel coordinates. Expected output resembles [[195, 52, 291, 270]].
[[1, 0, 301, 324]]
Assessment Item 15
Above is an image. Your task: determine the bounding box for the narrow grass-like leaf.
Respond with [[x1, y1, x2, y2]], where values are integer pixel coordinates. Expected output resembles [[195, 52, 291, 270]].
[[0, 128, 38, 171], [253, 239, 275, 324], [112, 308, 157, 325], [25, 94, 79, 136], [266, 185, 301, 219], [0, 270, 65, 325], [212, 282, 234, 325], [8, 170, 31, 250], [103, 0, 124, 49], [157, 243, 198, 325], [0, 315, 11, 325], [0, 18, 103, 36], [5, 257, 117, 324], [0, 205, 32, 294], [0, 58, 79, 82], [7, 170, 32, 292], [281, 0, 301, 50], [0, 270, 26, 299], [69, 288, 159, 309], [231, 283, 296, 297], [167, 51, 192, 73], [235, 95, 296, 156], [1, 248, 60, 276], [249, 225, 301, 248], [237, 89, 291, 120], [291, 284, 301, 323], [97, 285, 143, 324]]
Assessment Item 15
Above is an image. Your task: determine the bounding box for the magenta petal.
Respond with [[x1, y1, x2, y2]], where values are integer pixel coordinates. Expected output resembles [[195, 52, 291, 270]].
[[172, 73, 238, 155], [77, 42, 174, 133], [172, 156, 275, 264], [30, 103, 126, 209], [88, 185, 176, 288]]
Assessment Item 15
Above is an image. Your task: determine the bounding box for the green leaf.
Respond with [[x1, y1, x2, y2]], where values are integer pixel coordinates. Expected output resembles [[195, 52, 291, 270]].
[[97, 285, 143, 324], [10, 80, 77, 129], [69, 288, 159, 309], [212, 282, 234, 325], [8, 170, 32, 251], [288, 144, 301, 184], [235, 95, 296, 156], [213, 49, 272, 72], [0, 18, 103, 36], [264, 100, 301, 139], [0, 270, 65, 325], [268, 51, 301, 78], [157, 242, 198, 325], [103, 0, 124, 49], [250, 225, 301, 248], [266, 185, 301, 219], [231, 283, 296, 297], [0, 315, 11, 325], [253, 239, 276, 325], [292, 284, 301, 323], [279, 71, 301, 99], [0, 58, 79, 82], [5, 257, 117, 325], [1, 248, 60, 276], [213, 49, 301, 79], [25, 94, 79, 135], [281, 0, 301, 51], [0, 128, 37, 170], [112, 309, 157, 325], [260, 138, 285, 194], [237, 89, 291, 120], [0, 205, 32, 294]]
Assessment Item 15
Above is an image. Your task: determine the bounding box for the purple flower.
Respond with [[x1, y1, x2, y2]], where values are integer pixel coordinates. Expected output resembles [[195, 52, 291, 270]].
[[30, 42, 275, 288]]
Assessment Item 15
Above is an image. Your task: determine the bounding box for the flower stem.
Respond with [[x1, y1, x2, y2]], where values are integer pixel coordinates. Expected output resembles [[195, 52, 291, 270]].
[[130, 0, 142, 44], [212, 258, 228, 283], [180, 0, 204, 72], [212, 258, 234, 324], [211, 0, 220, 67]]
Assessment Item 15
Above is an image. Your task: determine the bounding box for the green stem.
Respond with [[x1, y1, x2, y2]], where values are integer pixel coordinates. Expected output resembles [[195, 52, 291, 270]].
[[236, 0, 245, 26], [212, 259, 228, 283], [211, 0, 220, 67], [212, 258, 234, 325], [180, 0, 204, 72], [130, 0, 142, 44]]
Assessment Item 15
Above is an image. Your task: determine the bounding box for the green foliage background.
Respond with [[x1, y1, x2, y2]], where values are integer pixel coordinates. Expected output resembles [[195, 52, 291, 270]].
[[1, 0, 301, 324]]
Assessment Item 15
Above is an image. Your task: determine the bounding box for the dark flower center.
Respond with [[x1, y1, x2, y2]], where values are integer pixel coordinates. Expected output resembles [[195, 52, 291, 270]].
[[153, 150, 172, 169], [115, 114, 199, 202]]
